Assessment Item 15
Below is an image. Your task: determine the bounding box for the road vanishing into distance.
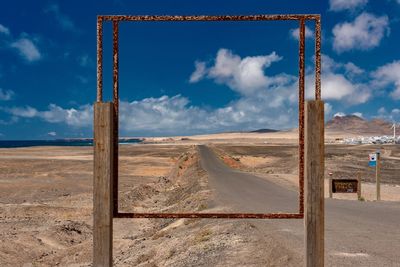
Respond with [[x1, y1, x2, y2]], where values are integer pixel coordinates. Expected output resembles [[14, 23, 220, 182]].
[[198, 145, 400, 266]]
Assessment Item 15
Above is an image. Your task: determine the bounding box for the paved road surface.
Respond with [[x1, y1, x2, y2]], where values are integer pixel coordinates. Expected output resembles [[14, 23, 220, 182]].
[[198, 145, 400, 266]]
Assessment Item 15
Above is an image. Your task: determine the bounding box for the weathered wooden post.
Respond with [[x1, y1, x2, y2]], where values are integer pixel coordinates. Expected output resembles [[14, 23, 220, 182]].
[[93, 102, 114, 267], [357, 172, 362, 200], [376, 152, 381, 201], [304, 100, 325, 267], [328, 173, 333, 199]]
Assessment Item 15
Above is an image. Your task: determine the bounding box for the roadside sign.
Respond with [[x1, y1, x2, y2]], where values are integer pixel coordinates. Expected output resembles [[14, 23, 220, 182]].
[[369, 153, 377, 167], [331, 179, 358, 193]]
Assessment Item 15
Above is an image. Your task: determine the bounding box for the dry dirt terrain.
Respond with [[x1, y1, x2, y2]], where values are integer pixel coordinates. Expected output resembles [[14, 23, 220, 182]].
[[1, 140, 399, 266], [0, 144, 300, 266]]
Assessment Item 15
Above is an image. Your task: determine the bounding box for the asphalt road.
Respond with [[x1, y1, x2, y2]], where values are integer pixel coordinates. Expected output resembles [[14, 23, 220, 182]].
[[198, 145, 400, 266]]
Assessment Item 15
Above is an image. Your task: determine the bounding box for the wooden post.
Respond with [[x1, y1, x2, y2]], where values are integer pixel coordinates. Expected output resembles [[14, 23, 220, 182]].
[[376, 152, 381, 201], [304, 100, 325, 267], [93, 102, 114, 267], [328, 175, 332, 199], [357, 172, 362, 200]]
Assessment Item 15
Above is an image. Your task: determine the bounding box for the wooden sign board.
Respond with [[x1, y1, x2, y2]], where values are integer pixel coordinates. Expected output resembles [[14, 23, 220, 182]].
[[332, 179, 358, 193]]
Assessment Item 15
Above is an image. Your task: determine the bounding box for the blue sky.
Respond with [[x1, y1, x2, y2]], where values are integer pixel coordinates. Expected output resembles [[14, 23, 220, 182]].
[[0, 0, 400, 139]]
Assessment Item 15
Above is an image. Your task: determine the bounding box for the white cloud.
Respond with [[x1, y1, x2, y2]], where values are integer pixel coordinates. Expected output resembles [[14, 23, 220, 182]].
[[334, 112, 346, 117], [305, 55, 371, 104], [332, 12, 389, 53], [0, 24, 10, 35], [11, 37, 41, 62], [40, 104, 92, 126], [4, 49, 387, 135], [5, 106, 38, 117], [4, 90, 298, 135], [289, 25, 314, 40], [190, 48, 283, 96], [329, 0, 368, 12], [344, 62, 364, 76], [189, 61, 207, 83], [352, 112, 363, 117], [48, 131, 57, 136], [0, 89, 14, 101], [4, 104, 92, 127], [44, 4, 77, 32], [371, 60, 400, 100]]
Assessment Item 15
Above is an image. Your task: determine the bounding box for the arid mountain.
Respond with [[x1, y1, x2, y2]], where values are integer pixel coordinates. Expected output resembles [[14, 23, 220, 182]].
[[326, 115, 392, 135]]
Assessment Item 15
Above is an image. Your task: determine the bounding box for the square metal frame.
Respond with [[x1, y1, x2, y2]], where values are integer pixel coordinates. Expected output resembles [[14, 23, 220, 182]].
[[96, 14, 321, 219]]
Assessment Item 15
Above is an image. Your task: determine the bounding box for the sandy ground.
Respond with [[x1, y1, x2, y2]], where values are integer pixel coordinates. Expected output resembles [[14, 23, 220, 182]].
[[0, 144, 300, 266], [140, 130, 362, 145], [1, 136, 399, 266]]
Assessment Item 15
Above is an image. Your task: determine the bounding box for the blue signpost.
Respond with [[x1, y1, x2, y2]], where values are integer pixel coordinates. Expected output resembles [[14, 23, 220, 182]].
[[369, 153, 377, 167], [369, 151, 381, 200]]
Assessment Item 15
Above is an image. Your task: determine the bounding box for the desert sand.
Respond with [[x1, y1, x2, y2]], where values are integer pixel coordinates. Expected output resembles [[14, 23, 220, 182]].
[[1, 132, 399, 266]]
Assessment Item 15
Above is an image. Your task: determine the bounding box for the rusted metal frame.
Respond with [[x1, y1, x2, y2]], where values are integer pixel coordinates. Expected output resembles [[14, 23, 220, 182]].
[[99, 14, 319, 22], [112, 20, 119, 217], [315, 17, 322, 100], [96, 17, 103, 102], [298, 19, 305, 216], [115, 212, 303, 219], [96, 14, 322, 220]]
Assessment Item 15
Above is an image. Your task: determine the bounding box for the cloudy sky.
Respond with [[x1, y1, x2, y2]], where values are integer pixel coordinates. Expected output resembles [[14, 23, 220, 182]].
[[0, 0, 399, 139]]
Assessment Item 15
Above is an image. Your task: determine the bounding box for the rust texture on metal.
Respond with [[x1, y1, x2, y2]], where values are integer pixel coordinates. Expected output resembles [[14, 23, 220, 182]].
[[112, 20, 119, 217], [96, 16, 103, 102], [96, 14, 322, 220], [298, 19, 305, 215], [115, 212, 303, 219], [99, 14, 320, 22], [315, 17, 322, 100]]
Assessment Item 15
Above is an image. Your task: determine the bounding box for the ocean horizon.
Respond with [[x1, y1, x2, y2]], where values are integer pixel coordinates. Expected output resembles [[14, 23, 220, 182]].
[[0, 139, 142, 148]]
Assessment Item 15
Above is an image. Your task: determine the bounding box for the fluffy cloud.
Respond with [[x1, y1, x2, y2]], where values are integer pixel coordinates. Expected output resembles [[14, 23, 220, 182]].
[[190, 48, 283, 95], [305, 55, 370, 104], [11, 37, 41, 62], [371, 60, 400, 99], [4, 104, 92, 127], [5, 106, 38, 117], [6, 48, 393, 135], [329, 0, 368, 12], [189, 61, 206, 83], [0, 24, 10, 35], [332, 12, 389, 53], [4, 93, 298, 135], [0, 89, 14, 101], [289, 25, 314, 40]]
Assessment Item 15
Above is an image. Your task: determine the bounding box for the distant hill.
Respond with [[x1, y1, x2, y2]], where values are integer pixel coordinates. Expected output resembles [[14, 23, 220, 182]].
[[250, 128, 279, 133], [326, 115, 392, 135]]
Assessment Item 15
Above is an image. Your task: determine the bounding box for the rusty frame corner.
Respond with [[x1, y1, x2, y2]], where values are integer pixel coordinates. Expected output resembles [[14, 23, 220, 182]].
[[96, 14, 322, 220]]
